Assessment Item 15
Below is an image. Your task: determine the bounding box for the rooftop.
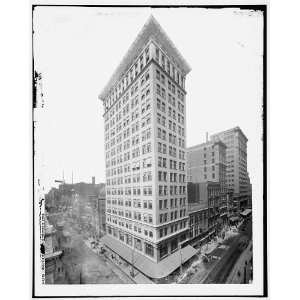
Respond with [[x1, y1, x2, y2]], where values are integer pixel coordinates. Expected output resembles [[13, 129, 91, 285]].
[[99, 15, 191, 101], [187, 139, 227, 152], [210, 126, 248, 142]]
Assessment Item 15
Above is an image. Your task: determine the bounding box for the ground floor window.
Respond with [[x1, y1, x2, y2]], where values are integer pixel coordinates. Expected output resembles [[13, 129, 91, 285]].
[[145, 242, 154, 257], [180, 233, 186, 242], [159, 244, 168, 259], [171, 239, 178, 252], [134, 238, 142, 251], [126, 234, 132, 246], [108, 226, 112, 235], [113, 228, 117, 237], [119, 231, 124, 242]]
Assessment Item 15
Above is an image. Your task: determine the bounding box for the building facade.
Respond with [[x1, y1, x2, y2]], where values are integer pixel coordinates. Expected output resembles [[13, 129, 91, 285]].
[[187, 181, 221, 245], [99, 17, 196, 278], [187, 140, 227, 220], [44, 217, 64, 284], [211, 127, 250, 211], [98, 197, 106, 234]]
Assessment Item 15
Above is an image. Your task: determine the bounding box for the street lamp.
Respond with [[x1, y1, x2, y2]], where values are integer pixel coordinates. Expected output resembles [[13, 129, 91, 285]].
[[179, 241, 185, 275]]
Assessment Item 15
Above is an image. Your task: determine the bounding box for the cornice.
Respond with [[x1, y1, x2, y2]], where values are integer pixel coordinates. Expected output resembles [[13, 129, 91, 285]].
[[99, 15, 191, 101]]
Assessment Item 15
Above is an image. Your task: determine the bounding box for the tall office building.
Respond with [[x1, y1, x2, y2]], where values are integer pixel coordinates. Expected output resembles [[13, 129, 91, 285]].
[[187, 139, 227, 219], [210, 127, 249, 211], [99, 16, 196, 281]]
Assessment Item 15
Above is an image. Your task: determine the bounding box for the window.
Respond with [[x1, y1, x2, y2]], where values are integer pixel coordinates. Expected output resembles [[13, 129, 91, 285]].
[[157, 84, 161, 96], [145, 243, 154, 257], [159, 244, 168, 259], [134, 238, 142, 251], [171, 239, 178, 252], [156, 70, 160, 80], [155, 47, 159, 61]]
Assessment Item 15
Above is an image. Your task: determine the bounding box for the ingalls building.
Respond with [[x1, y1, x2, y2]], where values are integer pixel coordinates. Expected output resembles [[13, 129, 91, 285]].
[[99, 16, 197, 281]]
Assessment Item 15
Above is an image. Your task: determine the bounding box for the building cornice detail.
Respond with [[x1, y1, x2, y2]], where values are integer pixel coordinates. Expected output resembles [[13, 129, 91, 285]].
[[99, 16, 191, 101]]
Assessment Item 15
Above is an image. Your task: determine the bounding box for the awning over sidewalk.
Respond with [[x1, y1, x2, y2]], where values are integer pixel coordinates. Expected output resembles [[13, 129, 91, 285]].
[[240, 209, 252, 217], [101, 235, 197, 279]]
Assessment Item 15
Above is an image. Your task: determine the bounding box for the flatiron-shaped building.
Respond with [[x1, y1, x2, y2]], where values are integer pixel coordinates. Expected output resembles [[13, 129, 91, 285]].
[[99, 16, 195, 280]]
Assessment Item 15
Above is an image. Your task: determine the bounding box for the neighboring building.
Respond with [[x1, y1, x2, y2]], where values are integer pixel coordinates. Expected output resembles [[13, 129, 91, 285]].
[[201, 182, 221, 235], [44, 216, 64, 284], [187, 139, 227, 220], [187, 181, 221, 246], [188, 202, 209, 247], [98, 197, 106, 234], [99, 16, 197, 281], [246, 172, 252, 208], [187, 183, 209, 247], [211, 127, 250, 212]]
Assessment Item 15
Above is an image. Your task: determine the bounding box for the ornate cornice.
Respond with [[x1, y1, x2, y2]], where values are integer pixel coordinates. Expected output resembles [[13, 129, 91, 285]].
[[99, 15, 191, 101]]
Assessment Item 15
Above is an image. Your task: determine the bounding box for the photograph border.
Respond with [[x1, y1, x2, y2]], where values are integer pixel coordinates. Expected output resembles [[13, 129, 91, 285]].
[[32, 3, 268, 298]]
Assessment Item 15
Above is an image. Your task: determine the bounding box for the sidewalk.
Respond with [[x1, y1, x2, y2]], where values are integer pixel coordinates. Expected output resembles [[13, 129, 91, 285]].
[[84, 238, 153, 284], [177, 226, 239, 283]]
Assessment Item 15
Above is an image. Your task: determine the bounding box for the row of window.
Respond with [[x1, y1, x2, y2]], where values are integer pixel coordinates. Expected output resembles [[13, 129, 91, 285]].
[[107, 226, 155, 258], [106, 185, 152, 196], [157, 171, 186, 183], [106, 156, 152, 178], [155, 46, 185, 90], [104, 48, 150, 110], [159, 209, 187, 223], [158, 185, 186, 196], [156, 97, 185, 125], [157, 114, 185, 137], [159, 220, 187, 239], [107, 209, 153, 223], [105, 114, 152, 151], [159, 197, 186, 210]]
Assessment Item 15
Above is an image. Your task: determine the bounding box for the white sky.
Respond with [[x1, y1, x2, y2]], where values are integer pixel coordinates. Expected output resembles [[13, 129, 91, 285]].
[[33, 6, 264, 197]]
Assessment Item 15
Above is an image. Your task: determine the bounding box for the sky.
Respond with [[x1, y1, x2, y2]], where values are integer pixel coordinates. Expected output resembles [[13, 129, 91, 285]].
[[33, 6, 264, 197]]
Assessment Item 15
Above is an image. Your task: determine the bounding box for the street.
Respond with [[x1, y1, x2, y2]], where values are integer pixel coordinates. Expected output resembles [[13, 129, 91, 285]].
[[60, 223, 134, 284], [188, 218, 252, 284]]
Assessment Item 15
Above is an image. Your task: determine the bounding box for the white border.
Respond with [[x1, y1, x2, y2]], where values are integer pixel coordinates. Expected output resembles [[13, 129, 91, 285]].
[[32, 0, 267, 297]]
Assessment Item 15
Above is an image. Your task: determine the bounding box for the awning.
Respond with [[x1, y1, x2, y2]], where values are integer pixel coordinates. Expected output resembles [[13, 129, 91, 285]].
[[198, 235, 209, 243], [101, 235, 197, 279], [45, 250, 62, 260], [240, 209, 252, 216]]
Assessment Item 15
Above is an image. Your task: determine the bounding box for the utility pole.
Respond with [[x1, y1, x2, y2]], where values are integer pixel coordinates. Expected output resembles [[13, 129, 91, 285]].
[[179, 241, 184, 275], [130, 244, 135, 277], [179, 244, 183, 275]]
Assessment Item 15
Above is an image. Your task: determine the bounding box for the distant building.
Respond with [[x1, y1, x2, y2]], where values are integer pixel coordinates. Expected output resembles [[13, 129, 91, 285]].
[[211, 127, 250, 212], [44, 217, 64, 284], [45, 177, 106, 213], [187, 139, 227, 220], [246, 172, 252, 208], [98, 197, 106, 234]]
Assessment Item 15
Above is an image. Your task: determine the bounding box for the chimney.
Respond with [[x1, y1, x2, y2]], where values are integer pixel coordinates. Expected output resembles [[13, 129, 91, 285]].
[[206, 132, 209, 142], [92, 176, 95, 185]]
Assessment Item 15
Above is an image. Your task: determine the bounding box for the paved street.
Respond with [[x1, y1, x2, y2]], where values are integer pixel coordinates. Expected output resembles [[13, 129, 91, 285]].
[[188, 218, 252, 284], [60, 224, 133, 284]]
